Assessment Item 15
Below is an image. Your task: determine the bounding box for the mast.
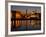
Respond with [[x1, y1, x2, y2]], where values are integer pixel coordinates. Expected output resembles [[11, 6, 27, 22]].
[[26, 9, 27, 30]]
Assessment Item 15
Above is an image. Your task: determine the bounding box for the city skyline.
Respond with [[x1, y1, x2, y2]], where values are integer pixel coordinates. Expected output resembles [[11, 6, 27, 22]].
[[11, 6, 41, 14]]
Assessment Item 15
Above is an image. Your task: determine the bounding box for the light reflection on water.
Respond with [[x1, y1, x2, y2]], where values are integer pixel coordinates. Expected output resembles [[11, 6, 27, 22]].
[[15, 20, 41, 28]]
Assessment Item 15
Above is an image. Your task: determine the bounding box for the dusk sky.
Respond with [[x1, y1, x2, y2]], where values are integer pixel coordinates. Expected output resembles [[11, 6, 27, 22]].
[[11, 6, 41, 14]]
